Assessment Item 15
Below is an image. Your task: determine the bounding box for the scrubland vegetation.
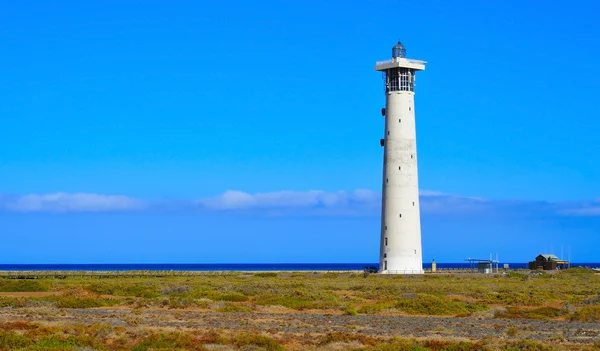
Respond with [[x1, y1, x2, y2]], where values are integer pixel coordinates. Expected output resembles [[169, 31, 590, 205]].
[[0, 323, 583, 351], [1, 269, 599, 318], [0, 269, 598, 350]]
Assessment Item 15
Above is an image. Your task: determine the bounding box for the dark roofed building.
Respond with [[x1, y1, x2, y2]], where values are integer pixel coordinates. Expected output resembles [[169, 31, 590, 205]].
[[528, 254, 570, 270]]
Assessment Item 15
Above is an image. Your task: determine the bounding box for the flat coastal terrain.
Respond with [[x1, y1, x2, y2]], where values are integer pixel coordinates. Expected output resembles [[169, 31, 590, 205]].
[[0, 269, 599, 350]]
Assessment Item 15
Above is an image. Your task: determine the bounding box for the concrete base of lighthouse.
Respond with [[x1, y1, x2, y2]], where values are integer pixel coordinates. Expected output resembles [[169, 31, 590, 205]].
[[379, 269, 424, 275]]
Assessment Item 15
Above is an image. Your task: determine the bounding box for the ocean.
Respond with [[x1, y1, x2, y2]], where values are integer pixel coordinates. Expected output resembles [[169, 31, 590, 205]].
[[0, 262, 598, 271]]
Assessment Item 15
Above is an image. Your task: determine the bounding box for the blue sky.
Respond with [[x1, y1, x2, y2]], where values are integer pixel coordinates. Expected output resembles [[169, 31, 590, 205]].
[[1, 0, 599, 263]]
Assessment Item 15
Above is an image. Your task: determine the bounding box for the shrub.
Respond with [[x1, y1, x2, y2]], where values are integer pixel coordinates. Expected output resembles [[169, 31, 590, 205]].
[[167, 296, 202, 309], [87, 282, 160, 298], [234, 333, 283, 351], [322, 272, 339, 279], [160, 285, 192, 295], [318, 332, 378, 346], [0, 330, 33, 349], [343, 307, 358, 315], [183, 289, 249, 302], [570, 305, 600, 322], [45, 295, 121, 309], [52, 297, 105, 309], [254, 272, 278, 278], [367, 339, 429, 351], [34, 334, 100, 349], [358, 301, 395, 314], [562, 267, 596, 274], [502, 339, 555, 351], [0, 321, 38, 331], [484, 292, 544, 306], [254, 291, 340, 310], [524, 307, 563, 319], [443, 341, 487, 351], [394, 294, 487, 315], [218, 292, 248, 302], [217, 303, 252, 312], [497, 307, 563, 320], [578, 294, 600, 306], [131, 332, 208, 351], [0, 280, 49, 292], [0, 297, 29, 308], [61, 287, 99, 298], [507, 272, 528, 279]]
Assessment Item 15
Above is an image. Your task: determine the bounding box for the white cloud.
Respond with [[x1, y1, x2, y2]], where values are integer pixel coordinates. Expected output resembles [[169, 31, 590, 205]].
[[418, 190, 446, 197], [198, 189, 380, 213], [3, 193, 146, 213], [559, 199, 600, 216], [562, 207, 600, 216], [419, 192, 491, 215], [1, 190, 598, 218], [196, 189, 600, 217], [197, 189, 600, 218]]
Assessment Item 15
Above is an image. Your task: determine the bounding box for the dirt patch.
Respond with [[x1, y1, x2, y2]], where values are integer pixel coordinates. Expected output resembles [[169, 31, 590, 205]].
[[62, 287, 98, 298]]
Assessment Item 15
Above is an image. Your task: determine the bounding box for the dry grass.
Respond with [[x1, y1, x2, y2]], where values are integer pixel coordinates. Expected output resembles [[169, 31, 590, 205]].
[[2, 270, 600, 317], [0, 270, 598, 350], [0, 322, 579, 351]]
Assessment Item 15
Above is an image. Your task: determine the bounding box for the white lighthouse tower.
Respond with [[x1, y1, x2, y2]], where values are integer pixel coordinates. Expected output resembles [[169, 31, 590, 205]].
[[375, 41, 426, 274]]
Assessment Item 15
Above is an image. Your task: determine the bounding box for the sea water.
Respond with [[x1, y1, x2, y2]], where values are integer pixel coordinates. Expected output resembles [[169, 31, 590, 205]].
[[0, 263, 598, 271]]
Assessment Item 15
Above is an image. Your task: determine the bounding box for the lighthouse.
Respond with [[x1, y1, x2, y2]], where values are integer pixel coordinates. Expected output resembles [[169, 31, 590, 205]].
[[375, 42, 426, 274]]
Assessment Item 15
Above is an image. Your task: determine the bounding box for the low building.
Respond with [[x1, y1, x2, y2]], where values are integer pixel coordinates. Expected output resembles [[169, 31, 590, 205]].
[[528, 254, 570, 270], [478, 262, 492, 274]]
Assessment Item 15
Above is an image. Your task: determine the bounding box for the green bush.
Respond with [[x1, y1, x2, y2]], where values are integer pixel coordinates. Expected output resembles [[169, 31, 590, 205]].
[[497, 307, 563, 320], [442, 341, 489, 351], [368, 341, 430, 351], [131, 332, 208, 351], [254, 272, 278, 277], [0, 330, 33, 349], [394, 294, 487, 315], [218, 292, 248, 302], [46, 296, 121, 309], [34, 335, 100, 349], [0, 280, 49, 292], [358, 301, 395, 314], [502, 339, 555, 351], [217, 303, 252, 312], [0, 297, 29, 308], [254, 288, 340, 310], [167, 296, 203, 309], [562, 267, 596, 274], [234, 333, 284, 351], [343, 307, 358, 315], [570, 305, 600, 322], [318, 332, 377, 346], [87, 282, 160, 298], [507, 272, 528, 279], [322, 272, 339, 279], [484, 292, 544, 306], [182, 289, 249, 302]]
